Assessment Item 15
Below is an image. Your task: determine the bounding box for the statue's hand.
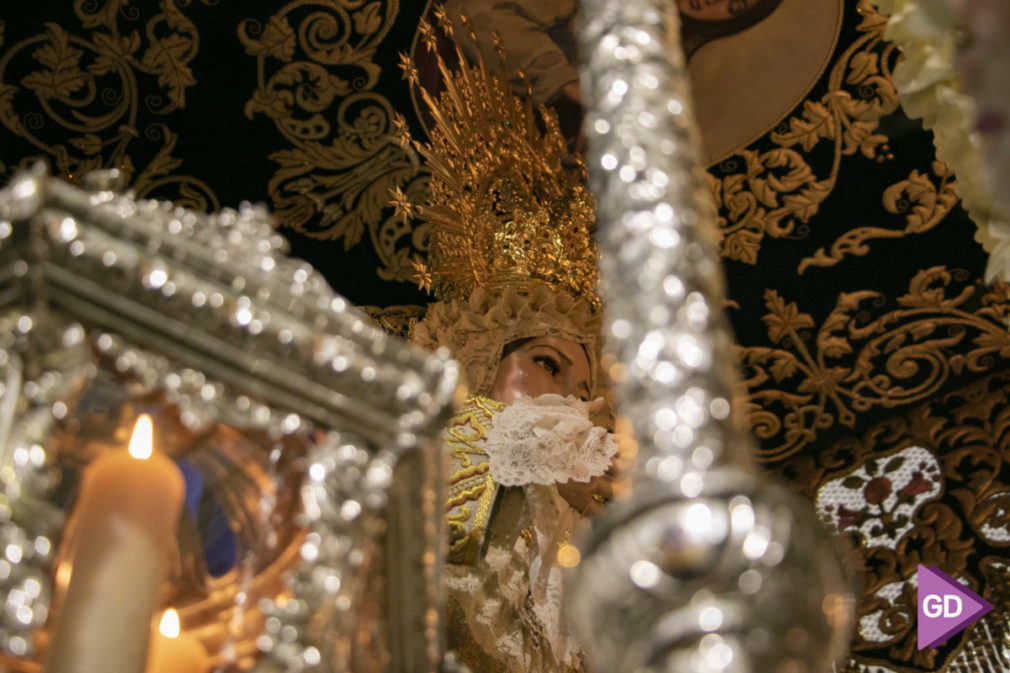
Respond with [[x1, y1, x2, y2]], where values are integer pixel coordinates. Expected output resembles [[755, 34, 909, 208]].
[[558, 470, 614, 517]]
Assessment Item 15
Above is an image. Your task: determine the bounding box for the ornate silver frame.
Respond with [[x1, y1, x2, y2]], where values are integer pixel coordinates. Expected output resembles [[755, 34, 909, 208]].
[[0, 162, 458, 673]]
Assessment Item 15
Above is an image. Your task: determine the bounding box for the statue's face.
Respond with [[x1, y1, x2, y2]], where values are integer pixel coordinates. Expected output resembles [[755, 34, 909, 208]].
[[488, 336, 591, 404]]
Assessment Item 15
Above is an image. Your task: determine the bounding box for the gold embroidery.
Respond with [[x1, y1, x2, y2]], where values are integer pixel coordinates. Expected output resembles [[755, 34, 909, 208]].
[[777, 370, 1010, 672], [738, 267, 1010, 462], [239, 2, 424, 283], [443, 395, 505, 564], [447, 463, 490, 486], [0, 3, 216, 206], [359, 304, 425, 338], [799, 162, 959, 272], [711, 0, 900, 266]]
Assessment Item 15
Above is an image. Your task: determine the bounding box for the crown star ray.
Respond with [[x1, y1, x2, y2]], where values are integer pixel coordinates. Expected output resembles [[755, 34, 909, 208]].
[[396, 7, 601, 310]]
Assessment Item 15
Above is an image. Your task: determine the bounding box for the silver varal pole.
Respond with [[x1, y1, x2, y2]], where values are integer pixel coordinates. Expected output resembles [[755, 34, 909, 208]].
[[569, 3, 854, 673]]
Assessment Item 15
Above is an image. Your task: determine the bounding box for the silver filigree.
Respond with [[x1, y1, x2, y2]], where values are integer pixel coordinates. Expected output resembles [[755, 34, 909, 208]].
[[0, 312, 76, 658], [570, 3, 854, 673], [0, 162, 459, 672]]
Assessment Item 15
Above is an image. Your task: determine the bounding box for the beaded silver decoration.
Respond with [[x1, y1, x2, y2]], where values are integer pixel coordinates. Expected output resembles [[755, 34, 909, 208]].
[[0, 162, 459, 672], [0, 311, 73, 658], [569, 3, 855, 673]]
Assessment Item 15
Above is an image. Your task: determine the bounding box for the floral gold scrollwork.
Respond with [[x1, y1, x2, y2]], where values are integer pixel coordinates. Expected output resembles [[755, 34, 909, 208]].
[[711, 0, 900, 266], [359, 303, 425, 338], [799, 162, 958, 272], [240, 1, 425, 283], [779, 370, 1010, 672], [737, 265, 1010, 462], [0, 1, 217, 207]]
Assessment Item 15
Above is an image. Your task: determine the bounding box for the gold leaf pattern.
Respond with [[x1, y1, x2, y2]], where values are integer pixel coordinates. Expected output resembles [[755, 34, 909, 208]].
[[240, 1, 424, 282], [353, 2, 384, 35], [800, 162, 959, 272], [712, 0, 900, 265], [23, 24, 90, 100], [762, 289, 817, 344], [89, 30, 142, 76], [140, 32, 196, 108], [0, 1, 213, 204], [242, 15, 296, 61], [739, 267, 1010, 462]]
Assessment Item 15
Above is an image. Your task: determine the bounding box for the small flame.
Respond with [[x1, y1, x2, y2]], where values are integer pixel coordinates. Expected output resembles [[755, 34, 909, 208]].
[[128, 415, 154, 460], [159, 609, 181, 639]]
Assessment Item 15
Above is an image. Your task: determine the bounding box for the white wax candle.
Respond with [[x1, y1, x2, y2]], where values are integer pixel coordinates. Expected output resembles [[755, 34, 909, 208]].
[[47, 415, 185, 673]]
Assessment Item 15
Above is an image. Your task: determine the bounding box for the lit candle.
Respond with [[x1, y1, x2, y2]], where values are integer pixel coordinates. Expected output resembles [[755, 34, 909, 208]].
[[146, 609, 209, 673], [48, 415, 185, 673]]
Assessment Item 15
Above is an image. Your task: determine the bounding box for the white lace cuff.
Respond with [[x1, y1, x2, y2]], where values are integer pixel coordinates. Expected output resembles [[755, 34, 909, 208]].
[[484, 394, 618, 486]]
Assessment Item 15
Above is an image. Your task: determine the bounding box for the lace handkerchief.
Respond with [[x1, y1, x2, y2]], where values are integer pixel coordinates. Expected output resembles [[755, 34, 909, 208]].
[[484, 394, 617, 486]]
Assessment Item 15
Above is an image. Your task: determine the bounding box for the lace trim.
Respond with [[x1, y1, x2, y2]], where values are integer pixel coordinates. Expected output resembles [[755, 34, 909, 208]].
[[525, 485, 587, 667], [410, 284, 601, 397], [446, 484, 587, 673], [484, 394, 618, 486]]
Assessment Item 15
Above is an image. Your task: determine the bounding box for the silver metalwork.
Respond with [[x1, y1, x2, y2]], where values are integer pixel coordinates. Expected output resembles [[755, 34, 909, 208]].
[[0, 311, 72, 658], [570, 3, 854, 673], [0, 161, 459, 672]]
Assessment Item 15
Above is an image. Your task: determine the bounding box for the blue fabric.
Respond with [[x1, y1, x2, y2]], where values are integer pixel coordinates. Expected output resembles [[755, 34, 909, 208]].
[[178, 459, 237, 577]]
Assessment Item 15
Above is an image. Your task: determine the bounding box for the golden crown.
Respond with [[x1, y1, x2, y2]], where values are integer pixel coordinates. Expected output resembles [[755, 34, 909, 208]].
[[392, 6, 600, 310]]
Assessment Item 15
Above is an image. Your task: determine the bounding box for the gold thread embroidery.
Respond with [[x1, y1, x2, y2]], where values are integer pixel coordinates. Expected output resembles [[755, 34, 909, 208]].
[[443, 395, 505, 563], [359, 304, 426, 338], [239, 1, 424, 283], [0, 3, 216, 206], [711, 0, 900, 266], [799, 162, 958, 272], [776, 370, 1010, 672], [738, 267, 1010, 462]]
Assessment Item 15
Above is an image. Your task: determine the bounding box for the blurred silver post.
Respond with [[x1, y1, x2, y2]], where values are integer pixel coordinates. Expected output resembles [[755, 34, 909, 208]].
[[569, 2, 854, 672]]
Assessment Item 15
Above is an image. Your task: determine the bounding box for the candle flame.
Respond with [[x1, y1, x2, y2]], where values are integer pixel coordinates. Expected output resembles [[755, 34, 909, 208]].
[[128, 415, 154, 460], [159, 609, 181, 639]]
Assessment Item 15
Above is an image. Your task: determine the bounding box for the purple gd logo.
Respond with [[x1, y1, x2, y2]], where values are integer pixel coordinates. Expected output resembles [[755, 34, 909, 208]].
[[917, 564, 994, 650]]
